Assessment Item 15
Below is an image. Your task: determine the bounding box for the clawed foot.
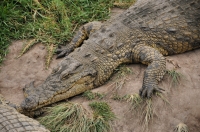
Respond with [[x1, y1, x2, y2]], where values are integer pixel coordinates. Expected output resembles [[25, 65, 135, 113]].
[[139, 85, 165, 98], [56, 46, 72, 59]]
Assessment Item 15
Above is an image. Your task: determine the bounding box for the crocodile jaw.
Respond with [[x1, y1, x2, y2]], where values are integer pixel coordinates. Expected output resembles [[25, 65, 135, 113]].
[[21, 76, 95, 111], [20, 57, 97, 111]]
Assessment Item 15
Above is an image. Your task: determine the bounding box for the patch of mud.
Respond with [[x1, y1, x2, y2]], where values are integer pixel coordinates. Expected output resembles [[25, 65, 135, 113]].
[[0, 7, 200, 132], [0, 40, 61, 104]]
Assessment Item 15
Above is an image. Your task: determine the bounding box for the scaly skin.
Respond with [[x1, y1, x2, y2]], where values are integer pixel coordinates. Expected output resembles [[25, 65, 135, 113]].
[[0, 95, 49, 132], [18, 0, 199, 113]]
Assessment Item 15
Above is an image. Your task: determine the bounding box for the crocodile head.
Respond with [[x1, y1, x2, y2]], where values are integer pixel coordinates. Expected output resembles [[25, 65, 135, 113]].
[[20, 56, 97, 111]]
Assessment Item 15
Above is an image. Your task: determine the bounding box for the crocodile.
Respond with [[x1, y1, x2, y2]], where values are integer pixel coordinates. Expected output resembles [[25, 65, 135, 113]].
[[18, 0, 200, 112], [0, 95, 49, 132], [1, 0, 200, 131]]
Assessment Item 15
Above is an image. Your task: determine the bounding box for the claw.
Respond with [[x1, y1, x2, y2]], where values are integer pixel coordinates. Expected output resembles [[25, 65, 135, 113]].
[[154, 87, 165, 94], [139, 85, 165, 98], [141, 88, 148, 98], [157, 88, 165, 91], [147, 88, 153, 98], [56, 47, 72, 59], [55, 49, 63, 54], [139, 88, 143, 96]]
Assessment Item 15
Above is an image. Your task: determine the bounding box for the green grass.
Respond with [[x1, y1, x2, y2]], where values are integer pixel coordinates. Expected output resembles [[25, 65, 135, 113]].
[[39, 102, 91, 132], [39, 101, 115, 132], [115, 65, 133, 79], [82, 90, 105, 100], [90, 102, 116, 132], [0, 0, 112, 67], [90, 102, 116, 122], [0, 0, 135, 67], [166, 69, 182, 87], [112, 94, 128, 101]]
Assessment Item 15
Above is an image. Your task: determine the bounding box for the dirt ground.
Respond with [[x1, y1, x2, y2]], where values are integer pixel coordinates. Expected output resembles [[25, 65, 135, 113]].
[[0, 8, 200, 132]]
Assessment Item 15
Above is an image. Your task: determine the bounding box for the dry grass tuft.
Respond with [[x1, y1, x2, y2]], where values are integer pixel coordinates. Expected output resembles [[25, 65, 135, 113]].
[[45, 44, 56, 69], [117, 92, 170, 131], [82, 91, 105, 100], [39, 102, 91, 132], [90, 102, 116, 132], [114, 0, 136, 8], [166, 69, 182, 87], [126, 94, 143, 110], [39, 101, 115, 132], [17, 39, 37, 58]]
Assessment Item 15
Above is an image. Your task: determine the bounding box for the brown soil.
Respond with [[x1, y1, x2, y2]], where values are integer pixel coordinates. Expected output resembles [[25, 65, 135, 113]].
[[0, 8, 200, 132]]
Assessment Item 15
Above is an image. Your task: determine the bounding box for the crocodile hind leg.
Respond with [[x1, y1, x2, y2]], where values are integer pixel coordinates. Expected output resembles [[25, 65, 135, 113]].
[[132, 44, 166, 98], [56, 21, 102, 58]]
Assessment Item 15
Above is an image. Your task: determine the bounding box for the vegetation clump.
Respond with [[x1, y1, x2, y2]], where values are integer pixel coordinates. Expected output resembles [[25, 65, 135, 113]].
[[82, 91, 105, 100], [0, 0, 113, 67], [166, 69, 182, 87], [112, 92, 170, 131], [90, 102, 116, 132], [39, 101, 115, 132], [39, 103, 91, 132], [0, 0, 135, 67]]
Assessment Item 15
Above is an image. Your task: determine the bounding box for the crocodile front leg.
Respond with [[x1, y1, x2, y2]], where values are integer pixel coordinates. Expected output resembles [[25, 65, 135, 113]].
[[132, 44, 166, 98], [56, 21, 102, 58]]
